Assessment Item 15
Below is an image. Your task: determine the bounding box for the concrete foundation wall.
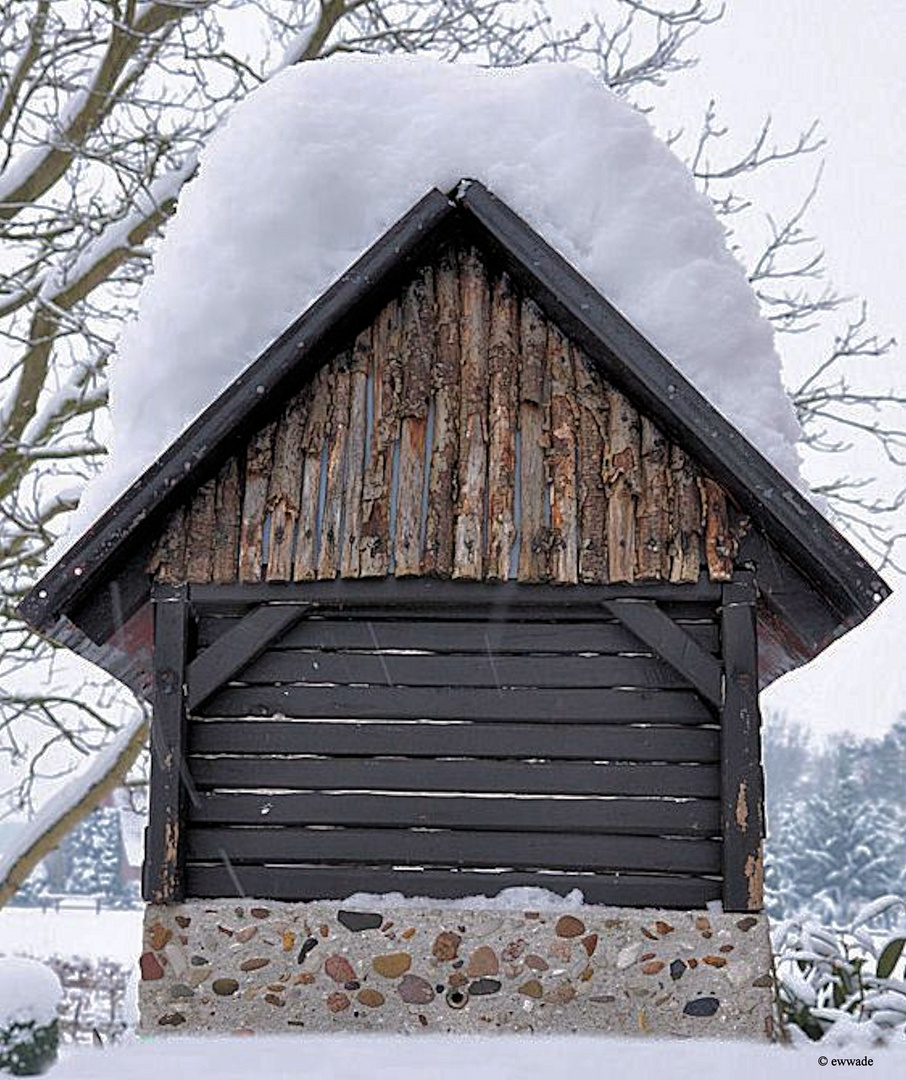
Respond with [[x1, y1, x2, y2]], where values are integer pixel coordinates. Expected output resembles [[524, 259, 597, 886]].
[[139, 900, 774, 1039]]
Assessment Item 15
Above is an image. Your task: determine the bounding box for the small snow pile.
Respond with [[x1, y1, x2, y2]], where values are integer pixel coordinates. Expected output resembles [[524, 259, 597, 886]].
[[0, 958, 61, 1076], [341, 885, 586, 911], [75, 54, 804, 530]]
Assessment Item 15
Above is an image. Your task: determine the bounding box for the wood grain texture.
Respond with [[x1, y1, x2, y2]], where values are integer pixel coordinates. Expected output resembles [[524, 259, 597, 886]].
[[486, 271, 518, 579], [317, 355, 351, 579], [423, 246, 461, 577], [184, 477, 216, 583], [575, 351, 609, 583], [238, 421, 276, 582], [669, 445, 703, 583], [548, 327, 578, 583], [605, 387, 640, 583], [453, 247, 489, 579], [517, 297, 550, 582], [212, 457, 242, 584], [395, 269, 433, 576], [293, 366, 330, 582], [637, 415, 669, 580], [265, 390, 307, 581], [360, 299, 402, 577], [340, 329, 370, 577], [701, 477, 734, 581], [149, 505, 188, 585]]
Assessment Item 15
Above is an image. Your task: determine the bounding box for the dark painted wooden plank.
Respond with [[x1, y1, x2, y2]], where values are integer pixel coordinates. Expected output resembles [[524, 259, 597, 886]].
[[234, 651, 693, 690], [188, 827, 720, 874], [185, 604, 310, 713], [185, 864, 722, 907], [187, 577, 723, 610], [188, 719, 720, 762], [195, 615, 722, 654], [603, 599, 724, 707], [736, 528, 841, 656], [196, 684, 714, 723], [144, 585, 190, 904], [720, 573, 765, 912], [191, 791, 721, 835], [188, 756, 718, 796]]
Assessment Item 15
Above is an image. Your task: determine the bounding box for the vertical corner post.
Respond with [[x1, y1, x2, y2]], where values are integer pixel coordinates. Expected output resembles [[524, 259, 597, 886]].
[[720, 571, 765, 912], [144, 584, 190, 904]]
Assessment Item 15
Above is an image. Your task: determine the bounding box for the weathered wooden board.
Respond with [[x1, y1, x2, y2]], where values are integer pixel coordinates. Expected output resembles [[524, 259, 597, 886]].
[[423, 245, 461, 577], [198, 684, 714, 724], [191, 789, 721, 835], [453, 248, 489, 579], [196, 615, 721, 653], [721, 573, 765, 911], [517, 297, 550, 582], [265, 392, 307, 582], [144, 586, 190, 903], [394, 269, 433, 576], [486, 272, 518, 579], [188, 826, 720, 874], [186, 865, 722, 908], [190, 756, 718, 797], [189, 718, 720, 761], [548, 327, 578, 583], [238, 422, 276, 582], [360, 299, 402, 577], [212, 457, 242, 584], [293, 366, 330, 582]]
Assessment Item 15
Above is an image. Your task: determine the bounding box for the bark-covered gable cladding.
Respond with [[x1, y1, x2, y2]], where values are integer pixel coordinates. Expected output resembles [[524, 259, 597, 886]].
[[149, 246, 724, 590], [19, 181, 889, 913]]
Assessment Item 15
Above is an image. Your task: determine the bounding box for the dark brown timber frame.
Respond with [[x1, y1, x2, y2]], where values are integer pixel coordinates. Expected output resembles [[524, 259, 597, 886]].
[[145, 577, 763, 911]]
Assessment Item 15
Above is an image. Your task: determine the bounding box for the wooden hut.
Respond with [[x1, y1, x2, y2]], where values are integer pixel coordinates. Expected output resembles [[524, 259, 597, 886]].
[[19, 181, 889, 916]]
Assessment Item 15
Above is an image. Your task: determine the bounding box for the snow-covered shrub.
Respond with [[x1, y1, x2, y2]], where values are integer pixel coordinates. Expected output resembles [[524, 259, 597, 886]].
[[0, 959, 62, 1075], [773, 895, 906, 1044]]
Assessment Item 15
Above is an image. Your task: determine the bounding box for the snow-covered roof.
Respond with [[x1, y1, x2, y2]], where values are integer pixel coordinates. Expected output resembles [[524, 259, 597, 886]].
[[75, 54, 803, 531], [19, 55, 889, 689]]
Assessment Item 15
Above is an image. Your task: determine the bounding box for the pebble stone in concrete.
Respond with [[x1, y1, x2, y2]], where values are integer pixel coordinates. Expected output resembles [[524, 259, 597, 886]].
[[139, 902, 774, 1039]]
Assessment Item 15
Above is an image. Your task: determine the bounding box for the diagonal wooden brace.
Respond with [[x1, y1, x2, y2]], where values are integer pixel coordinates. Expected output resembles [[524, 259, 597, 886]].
[[602, 598, 724, 708]]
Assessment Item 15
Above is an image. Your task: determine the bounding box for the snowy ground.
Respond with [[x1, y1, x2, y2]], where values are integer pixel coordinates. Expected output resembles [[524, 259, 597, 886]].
[[0, 907, 141, 965], [50, 1032, 905, 1079]]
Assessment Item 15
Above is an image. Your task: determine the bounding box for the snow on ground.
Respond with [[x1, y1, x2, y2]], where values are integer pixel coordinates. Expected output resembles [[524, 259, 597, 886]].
[[51, 1032, 906, 1080], [70, 54, 804, 539], [0, 908, 142, 966]]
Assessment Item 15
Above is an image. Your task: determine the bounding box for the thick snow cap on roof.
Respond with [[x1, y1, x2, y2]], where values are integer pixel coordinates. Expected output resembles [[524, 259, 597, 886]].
[[79, 54, 805, 528]]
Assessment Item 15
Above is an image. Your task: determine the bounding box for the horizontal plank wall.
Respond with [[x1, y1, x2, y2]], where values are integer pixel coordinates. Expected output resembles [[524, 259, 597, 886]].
[[149, 242, 738, 588], [136, 581, 731, 909]]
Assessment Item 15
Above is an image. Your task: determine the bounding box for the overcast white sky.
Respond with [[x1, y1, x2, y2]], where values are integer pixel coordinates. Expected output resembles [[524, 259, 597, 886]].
[[548, 0, 906, 740]]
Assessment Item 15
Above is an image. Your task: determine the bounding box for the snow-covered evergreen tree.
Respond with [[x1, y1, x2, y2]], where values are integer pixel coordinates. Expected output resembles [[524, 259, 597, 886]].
[[766, 742, 906, 922], [61, 808, 123, 899]]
